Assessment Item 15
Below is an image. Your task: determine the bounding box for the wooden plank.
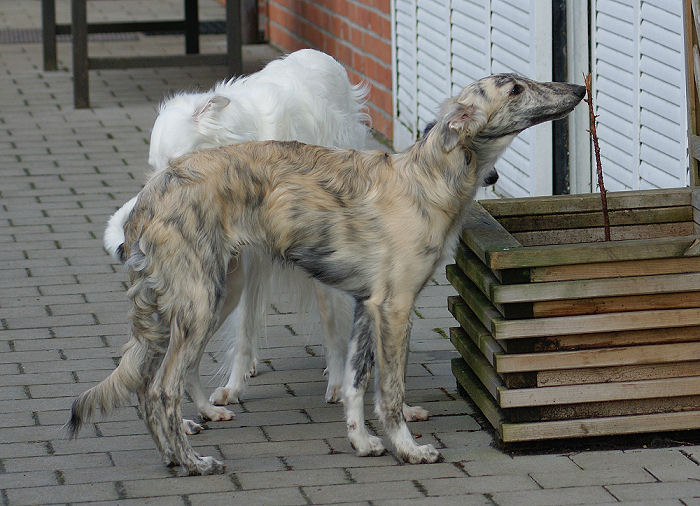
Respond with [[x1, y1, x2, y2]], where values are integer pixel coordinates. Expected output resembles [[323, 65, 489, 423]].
[[447, 298, 503, 364], [493, 271, 700, 304], [501, 410, 700, 442], [530, 256, 700, 282], [513, 222, 695, 247], [498, 376, 700, 408], [488, 235, 700, 270], [451, 358, 504, 438], [454, 244, 500, 301], [495, 341, 700, 373], [499, 206, 693, 233], [536, 362, 700, 386], [449, 327, 503, 400], [446, 264, 503, 332], [529, 326, 700, 351], [460, 202, 522, 268], [480, 188, 692, 217], [532, 291, 700, 317], [511, 395, 700, 422], [494, 308, 700, 340]]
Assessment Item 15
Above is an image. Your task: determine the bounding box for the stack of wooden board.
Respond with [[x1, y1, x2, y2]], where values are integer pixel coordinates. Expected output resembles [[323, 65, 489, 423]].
[[447, 188, 700, 443]]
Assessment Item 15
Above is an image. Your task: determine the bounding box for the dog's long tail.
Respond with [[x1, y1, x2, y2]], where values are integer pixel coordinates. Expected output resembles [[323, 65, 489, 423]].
[[104, 196, 137, 262], [65, 338, 148, 438]]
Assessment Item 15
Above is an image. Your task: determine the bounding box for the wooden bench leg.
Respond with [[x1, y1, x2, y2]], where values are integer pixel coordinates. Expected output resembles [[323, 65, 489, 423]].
[[226, 0, 242, 77], [41, 0, 58, 71], [184, 0, 199, 54], [72, 0, 89, 108]]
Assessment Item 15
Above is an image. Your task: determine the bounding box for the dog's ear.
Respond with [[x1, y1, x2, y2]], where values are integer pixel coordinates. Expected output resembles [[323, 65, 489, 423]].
[[193, 95, 230, 123], [440, 101, 487, 152]]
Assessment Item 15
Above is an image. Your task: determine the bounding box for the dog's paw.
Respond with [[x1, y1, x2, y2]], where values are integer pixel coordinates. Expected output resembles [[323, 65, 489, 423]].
[[249, 360, 258, 378], [324, 382, 342, 403], [200, 404, 235, 422], [183, 455, 226, 476], [209, 387, 240, 406], [402, 403, 430, 422], [350, 434, 386, 457], [182, 418, 204, 435], [400, 444, 443, 464]]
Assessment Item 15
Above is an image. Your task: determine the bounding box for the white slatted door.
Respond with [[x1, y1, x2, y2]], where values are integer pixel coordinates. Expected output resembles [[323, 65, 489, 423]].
[[592, 0, 688, 190], [450, 0, 553, 198], [393, 0, 418, 149]]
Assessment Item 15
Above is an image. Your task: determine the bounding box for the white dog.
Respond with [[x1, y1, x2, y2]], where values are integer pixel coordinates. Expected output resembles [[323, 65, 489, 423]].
[[105, 49, 430, 431]]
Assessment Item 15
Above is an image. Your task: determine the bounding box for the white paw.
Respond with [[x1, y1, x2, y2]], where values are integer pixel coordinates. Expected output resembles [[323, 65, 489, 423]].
[[325, 382, 342, 403], [350, 433, 386, 457], [200, 404, 235, 422], [182, 418, 204, 435], [248, 361, 258, 378], [400, 443, 443, 464], [209, 386, 241, 406], [402, 404, 430, 422], [185, 455, 226, 476]]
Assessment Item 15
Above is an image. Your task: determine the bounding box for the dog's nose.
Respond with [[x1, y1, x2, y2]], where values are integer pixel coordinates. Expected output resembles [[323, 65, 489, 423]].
[[483, 170, 499, 186], [574, 85, 586, 99]]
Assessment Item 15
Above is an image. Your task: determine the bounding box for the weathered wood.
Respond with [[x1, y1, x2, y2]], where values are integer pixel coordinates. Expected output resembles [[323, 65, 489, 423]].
[[513, 222, 695, 247], [495, 341, 700, 373], [500, 410, 700, 442], [498, 376, 700, 408], [446, 264, 503, 332], [454, 244, 500, 301], [450, 328, 503, 400], [488, 235, 700, 270], [529, 326, 700, 351], [536, 362, 700, 386], [510, 395, 700, 422], [460, 202, 522, 268], [530, 256, 700, 282], [447, 298, 503, 364], [452, 358, 504, 438], [494, 308, 700, 340], [479, 188, 692, 217], [532, 291, 700, 317], [498, 206, 693, 233], [493, 271, 700, 304]]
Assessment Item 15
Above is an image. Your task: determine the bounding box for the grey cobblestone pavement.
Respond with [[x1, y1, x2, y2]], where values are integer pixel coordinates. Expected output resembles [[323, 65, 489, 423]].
[[1, 1, 699, 504]]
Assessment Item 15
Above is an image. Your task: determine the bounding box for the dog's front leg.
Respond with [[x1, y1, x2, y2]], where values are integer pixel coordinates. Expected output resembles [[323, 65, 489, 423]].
[[343, 300, 385, 456], [375, 298, 442, 464], [315, 282, 349, 403]]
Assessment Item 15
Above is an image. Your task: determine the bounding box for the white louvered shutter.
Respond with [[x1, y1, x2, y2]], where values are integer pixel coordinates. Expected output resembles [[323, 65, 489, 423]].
[[393, 0, 552, 196], [592, 0, 688, 190], [393, 0, 417, 149], [450, 0, 553, 198]]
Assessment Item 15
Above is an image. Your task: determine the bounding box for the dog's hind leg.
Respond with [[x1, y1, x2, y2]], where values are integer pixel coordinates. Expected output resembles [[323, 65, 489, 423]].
[[210, 252, 263, 406], [343, 300, 385, 456], [374, 296, 442, 464], [185, 259, 241, 429], [145, 314, 226, 475], [315, 282, 349, 403]]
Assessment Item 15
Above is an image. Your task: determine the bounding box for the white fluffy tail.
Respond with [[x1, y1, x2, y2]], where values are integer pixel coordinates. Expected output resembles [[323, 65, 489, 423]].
[[104, 196, 138, 262]]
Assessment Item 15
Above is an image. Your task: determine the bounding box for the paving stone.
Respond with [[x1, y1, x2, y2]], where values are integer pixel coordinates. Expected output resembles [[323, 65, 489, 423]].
[[303, 481, 425, 503], [606, 481, 700, 502], [236, 467, 350, 490], [491, 485, 617, 505], [5, 482, 120, 505]]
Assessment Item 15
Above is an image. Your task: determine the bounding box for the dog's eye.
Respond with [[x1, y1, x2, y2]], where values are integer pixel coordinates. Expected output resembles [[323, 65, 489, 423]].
[[510, 84, 523, 96]]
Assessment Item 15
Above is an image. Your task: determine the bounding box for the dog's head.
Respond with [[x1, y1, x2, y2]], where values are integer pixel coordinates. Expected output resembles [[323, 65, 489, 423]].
[[148, 93, 231, 170], [439, 73, 585, 151]]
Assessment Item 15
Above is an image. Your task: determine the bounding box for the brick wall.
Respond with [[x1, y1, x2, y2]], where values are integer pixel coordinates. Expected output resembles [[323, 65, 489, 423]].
[[262, 1, 394, 142]]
